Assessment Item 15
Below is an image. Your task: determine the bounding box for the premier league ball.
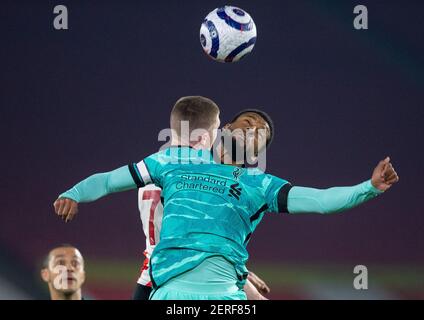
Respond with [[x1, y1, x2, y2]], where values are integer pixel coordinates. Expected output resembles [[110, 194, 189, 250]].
[[200, 6, 257, 63]]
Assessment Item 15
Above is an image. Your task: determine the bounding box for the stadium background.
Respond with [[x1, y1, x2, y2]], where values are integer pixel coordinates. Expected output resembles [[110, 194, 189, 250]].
[[0, 0, 423, 299]]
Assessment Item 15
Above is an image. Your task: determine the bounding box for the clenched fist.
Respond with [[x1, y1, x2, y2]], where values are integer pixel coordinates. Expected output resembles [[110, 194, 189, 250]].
[[371, 157, 399, 192], [53, 198, 79, 222]]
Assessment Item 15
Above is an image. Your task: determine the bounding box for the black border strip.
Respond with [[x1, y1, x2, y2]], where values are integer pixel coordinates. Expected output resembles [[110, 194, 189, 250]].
[[128, 163, 144, 188], [277, 183, 293, 213]]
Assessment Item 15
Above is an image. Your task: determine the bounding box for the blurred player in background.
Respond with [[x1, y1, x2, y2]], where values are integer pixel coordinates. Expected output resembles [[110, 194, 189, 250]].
[[40, 244, 85, 300], [54, 97, 399, 300]]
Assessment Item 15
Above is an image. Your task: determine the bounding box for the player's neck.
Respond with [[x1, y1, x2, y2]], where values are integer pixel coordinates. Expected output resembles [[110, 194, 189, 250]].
[[171, 138, 211, 150], [49, 288, 82, 300], [219, 145, 244, 167]]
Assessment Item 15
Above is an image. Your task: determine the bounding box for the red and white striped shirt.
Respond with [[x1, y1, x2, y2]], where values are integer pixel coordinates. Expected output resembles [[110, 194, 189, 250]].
[[136, 185, 163, 287]]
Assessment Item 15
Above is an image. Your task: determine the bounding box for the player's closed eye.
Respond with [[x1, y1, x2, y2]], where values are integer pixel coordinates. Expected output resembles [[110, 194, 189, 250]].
[[244, 119, 253, 128]]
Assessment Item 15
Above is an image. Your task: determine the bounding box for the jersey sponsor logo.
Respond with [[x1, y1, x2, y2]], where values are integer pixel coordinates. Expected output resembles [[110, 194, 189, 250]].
[[228, 183, 242, 200], [232, 167, 243, 180], [175, 174, 228, 195]]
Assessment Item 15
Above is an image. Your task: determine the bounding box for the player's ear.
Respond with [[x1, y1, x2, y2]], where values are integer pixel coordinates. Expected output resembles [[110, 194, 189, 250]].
[[40, 268, 50, 283], [190, 128, 206, 145], [201, 130, 213, 147], [223, 123, 231, 130]]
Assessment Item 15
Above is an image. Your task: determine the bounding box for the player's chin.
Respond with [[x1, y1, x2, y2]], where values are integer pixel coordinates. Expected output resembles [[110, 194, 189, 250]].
[[61, 281, 80, 292], [59, 287, 78, 295]]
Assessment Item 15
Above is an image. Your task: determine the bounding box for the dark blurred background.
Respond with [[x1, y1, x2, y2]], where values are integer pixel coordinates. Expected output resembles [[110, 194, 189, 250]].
[[0, 0, 423, 299]]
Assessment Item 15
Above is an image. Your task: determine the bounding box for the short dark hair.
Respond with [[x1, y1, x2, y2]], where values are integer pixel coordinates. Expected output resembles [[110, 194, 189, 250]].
[[170, 96, 220, 136], [231, 109, 274, 146], [42, 244, 79, 269]]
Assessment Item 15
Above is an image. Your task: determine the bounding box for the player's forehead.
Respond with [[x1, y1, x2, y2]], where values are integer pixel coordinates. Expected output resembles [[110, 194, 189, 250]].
[[50, 247, 82, 261], [232, 112, 270, 139], [234, 112, 267, 127]]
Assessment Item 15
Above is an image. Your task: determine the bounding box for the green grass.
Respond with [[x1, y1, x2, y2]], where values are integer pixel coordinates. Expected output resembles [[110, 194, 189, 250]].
[[85, 258, 424, 289]]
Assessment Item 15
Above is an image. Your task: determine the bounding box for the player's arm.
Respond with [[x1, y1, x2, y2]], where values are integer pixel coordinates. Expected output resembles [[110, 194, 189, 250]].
[[54, 163, 149, 222], [281, 157, 399, 214]]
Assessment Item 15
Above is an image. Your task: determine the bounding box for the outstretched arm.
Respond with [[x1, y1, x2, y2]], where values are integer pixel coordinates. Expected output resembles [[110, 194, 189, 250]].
[[288, 180, 381, 214], [54, 165, 138, 222], [286, 157, 399, 214]]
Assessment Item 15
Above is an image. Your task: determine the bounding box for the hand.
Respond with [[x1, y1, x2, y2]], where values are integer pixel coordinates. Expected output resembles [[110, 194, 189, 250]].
[[371, 157, 399, 192], [53, 198, 79, 222], [247, 271, 270, 295]]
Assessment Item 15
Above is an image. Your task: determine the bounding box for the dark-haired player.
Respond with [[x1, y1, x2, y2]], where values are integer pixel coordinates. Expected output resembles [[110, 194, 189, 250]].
[[40, 244, 85, 300]]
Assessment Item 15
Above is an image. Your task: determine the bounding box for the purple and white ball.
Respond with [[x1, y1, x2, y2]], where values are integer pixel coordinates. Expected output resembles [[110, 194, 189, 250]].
[[200, 6, 257, 63]]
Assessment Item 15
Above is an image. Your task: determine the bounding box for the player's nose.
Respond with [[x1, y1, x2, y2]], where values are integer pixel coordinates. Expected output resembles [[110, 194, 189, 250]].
[[66, 262, 75, 271], [244, 126, 257, 133], [245, 126, 258, 137]]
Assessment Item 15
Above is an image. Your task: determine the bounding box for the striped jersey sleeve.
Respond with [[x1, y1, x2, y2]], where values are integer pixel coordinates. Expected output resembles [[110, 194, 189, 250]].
[[264, 174, 292, 213], [128, 152, 163, 188]]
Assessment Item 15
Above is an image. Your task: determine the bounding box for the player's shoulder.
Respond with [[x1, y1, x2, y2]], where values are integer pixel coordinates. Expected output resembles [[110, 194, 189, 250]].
[[142, 147, 181, 172], [239, 167, 267, 181], [144, 147, 173, 162], [234, 167, 267, 187], [240, 167, 290, 188]]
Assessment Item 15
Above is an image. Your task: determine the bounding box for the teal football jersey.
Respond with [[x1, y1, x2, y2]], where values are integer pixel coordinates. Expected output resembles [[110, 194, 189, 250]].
[[129, 146, 291, 289]]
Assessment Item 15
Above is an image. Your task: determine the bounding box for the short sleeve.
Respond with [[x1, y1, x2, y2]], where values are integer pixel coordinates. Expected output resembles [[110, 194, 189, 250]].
[[264, 174, 292, 213]]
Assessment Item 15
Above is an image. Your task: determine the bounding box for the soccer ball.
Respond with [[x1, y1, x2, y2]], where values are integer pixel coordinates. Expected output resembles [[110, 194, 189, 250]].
[[200, 6, 257, 63]]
